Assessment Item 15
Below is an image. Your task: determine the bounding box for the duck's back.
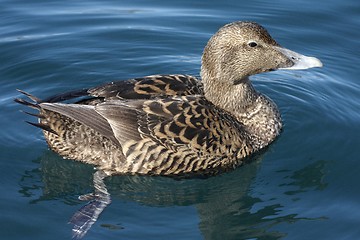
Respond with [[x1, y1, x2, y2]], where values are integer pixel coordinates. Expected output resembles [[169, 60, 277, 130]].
[[23, 74, 203, 167]]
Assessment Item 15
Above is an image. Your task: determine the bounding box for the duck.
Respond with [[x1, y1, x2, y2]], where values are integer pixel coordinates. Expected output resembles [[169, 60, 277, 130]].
[[15, 21, 322, 177]]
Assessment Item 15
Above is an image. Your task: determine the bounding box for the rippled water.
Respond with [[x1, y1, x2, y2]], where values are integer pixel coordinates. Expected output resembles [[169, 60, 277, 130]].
[[1, 0, 359, 239]]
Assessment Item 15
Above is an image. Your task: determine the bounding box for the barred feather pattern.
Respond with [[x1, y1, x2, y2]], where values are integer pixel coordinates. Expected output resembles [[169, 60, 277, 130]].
[[88, 74, 203, 100], [98, 96, 255, 175], [41, 110, 125, 170]]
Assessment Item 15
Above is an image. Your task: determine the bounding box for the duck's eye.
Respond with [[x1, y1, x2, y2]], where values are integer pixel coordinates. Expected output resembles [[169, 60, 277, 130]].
[[248, 41, 258, 47]]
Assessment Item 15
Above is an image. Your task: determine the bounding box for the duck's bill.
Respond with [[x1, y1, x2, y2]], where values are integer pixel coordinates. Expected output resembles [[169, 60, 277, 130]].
[[276, 47, 323, 70]]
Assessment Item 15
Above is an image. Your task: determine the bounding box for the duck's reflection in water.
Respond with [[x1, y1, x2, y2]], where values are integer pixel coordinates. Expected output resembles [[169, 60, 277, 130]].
[[20, 151, 300, 239]]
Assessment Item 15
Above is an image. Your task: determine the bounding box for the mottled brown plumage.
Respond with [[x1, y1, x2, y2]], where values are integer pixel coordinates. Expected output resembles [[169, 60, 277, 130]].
[[15, 21, 322, 177]]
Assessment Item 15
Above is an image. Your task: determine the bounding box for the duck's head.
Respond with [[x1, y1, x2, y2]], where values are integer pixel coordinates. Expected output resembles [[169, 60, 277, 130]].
[[200, 21, 322, 84]]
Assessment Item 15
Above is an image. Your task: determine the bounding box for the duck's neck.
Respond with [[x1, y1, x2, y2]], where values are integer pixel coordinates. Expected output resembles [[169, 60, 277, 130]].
[[203, 77, 258, 113], [202, 76, 282, 149]]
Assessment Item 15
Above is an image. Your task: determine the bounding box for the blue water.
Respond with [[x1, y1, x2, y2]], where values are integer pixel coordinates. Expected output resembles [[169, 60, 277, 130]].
[[1, 0, 359, 239]]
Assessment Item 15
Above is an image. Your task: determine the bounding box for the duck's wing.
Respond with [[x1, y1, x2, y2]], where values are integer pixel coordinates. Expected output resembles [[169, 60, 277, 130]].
[[41, 74, 203, 104], [39, 102, 119, 146], [94, 96, 254, 175], [88, 74, 203, 100]]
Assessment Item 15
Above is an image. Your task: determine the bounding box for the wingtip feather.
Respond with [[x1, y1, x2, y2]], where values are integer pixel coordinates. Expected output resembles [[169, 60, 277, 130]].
[[16, 89, 42, 103], [14, 97, 40, 109], [25, 121, 58, 135]]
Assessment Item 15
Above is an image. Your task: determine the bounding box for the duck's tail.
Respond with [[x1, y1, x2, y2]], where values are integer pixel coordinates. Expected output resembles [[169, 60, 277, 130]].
[[14, 88, 89, 135], [14, 89, 42, 109], [15, 88, 122, 167], [14, 90, 56, 134]]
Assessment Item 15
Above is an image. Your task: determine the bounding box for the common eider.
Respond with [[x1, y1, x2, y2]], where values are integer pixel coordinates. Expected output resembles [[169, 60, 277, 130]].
[[15, 21, 322, 177]]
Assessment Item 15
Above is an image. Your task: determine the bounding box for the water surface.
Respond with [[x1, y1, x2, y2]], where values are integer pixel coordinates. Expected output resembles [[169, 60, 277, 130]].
[[1, 0, 359, 239]]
